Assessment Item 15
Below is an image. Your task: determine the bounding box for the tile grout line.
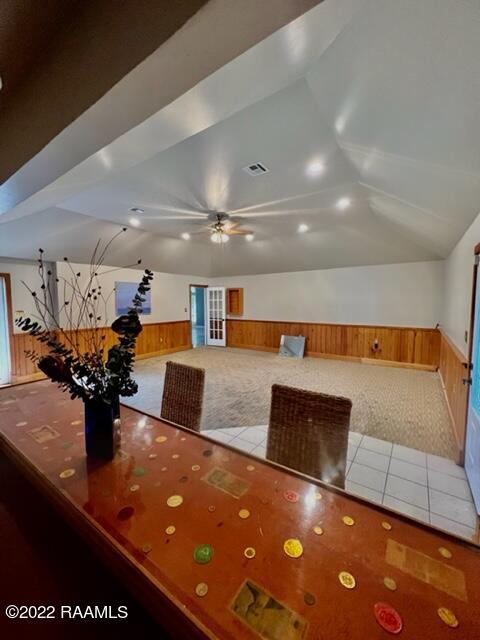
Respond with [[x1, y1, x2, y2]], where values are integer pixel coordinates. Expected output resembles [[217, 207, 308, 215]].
[[387, 471, 427, 490], [428, 485, 476, 506], [428, 512, 476, 537], [364, 446, 425, 469], [377, 459, 468, 486], [383, 452, 393, 505], [426, 456, 431, 522], [341, 438, 467, 483], [352, 456, 432, 492], [382, 494, 429, 520], [348, 447, 385, 498], [388, 471, 475, 506]]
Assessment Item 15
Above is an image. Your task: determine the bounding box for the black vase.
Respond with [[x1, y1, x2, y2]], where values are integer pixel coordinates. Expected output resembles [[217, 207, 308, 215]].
[[84, 396, 120, 460]]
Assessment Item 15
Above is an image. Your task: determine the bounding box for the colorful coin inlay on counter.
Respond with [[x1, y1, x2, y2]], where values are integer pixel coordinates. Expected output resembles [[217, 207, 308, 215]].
[[1, 380, 479, 640]]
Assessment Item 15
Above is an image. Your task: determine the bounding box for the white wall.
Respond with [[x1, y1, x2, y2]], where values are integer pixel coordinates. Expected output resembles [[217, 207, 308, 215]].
[[442, 212, 480, 356], [56, 262, 207, 328], [212, 261, 443, 327], [0, 259, 52, 332], [1, 257, 445, 335]]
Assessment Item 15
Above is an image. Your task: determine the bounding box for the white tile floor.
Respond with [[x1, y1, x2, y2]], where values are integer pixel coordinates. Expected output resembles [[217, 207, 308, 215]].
[[201, 425, 478, 541]]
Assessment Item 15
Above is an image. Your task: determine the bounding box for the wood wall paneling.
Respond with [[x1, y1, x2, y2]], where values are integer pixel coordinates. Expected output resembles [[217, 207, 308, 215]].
[[438, 330, 468, 461], [226, 319, 440, 369], [10, 321, 191, 383], [9, 315, 466, 463]]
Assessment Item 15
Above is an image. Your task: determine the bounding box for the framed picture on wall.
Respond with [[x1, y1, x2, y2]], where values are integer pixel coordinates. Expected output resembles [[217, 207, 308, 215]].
[[115, 281, 151, 315]]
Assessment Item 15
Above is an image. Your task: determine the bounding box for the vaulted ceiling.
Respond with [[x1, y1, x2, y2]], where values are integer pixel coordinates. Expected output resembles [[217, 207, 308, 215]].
[[1, 0, 479, 276]]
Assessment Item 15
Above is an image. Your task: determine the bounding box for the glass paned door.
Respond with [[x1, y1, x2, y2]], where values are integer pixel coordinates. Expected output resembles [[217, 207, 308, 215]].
[[206, 287, 226, 347]]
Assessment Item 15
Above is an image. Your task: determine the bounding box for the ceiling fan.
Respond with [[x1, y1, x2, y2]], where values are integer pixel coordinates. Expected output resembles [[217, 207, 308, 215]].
[[130, 181, 356, 241], [193, 212, 254, 244]]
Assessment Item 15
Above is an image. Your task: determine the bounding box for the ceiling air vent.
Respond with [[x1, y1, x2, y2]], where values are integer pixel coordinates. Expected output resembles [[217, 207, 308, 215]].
[[242, 162, 269, 177]]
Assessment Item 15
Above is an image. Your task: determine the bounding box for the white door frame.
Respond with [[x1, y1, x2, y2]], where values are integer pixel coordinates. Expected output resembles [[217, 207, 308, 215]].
[[206, 286, 226, 347]]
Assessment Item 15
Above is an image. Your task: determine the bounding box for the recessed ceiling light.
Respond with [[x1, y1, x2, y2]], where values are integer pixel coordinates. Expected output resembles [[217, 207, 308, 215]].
[[245, 233, 254, 242], [298, 223, 309, 233], [336, 197, 351, 210], [181, 232, 191, 240], [307, 160, 325, 176], [129, 217, 140, 227], [130, 207, 144, 214]]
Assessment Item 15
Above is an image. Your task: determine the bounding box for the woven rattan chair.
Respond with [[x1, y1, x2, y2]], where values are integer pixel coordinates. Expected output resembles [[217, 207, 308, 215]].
[[160, 361, 205, 431], [266, 384, 352, 488]]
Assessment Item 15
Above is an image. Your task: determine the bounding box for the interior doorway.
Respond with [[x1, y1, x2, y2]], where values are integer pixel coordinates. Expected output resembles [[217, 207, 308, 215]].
[[0, 274, 12, 385], [189, 285, 207, 348]]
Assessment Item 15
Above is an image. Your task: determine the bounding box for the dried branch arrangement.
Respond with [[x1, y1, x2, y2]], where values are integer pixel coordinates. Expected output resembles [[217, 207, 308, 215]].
[[15, 229, 153, 404]]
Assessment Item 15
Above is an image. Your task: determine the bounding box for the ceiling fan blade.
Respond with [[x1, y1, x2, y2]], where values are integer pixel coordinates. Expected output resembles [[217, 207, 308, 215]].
[[223, 220, 240, 230], [226, 228, 254, 236]]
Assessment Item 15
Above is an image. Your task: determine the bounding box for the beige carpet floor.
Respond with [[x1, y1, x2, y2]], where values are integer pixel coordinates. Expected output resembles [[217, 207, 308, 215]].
[[123, 347, 457, 460]]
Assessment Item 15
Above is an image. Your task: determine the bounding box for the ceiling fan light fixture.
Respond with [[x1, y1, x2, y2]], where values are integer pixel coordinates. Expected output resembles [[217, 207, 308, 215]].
[[245, 233, 254, 242], [298, 223, 309, 233], [211, 231, 229, 244], [181, 232, 190, 240]]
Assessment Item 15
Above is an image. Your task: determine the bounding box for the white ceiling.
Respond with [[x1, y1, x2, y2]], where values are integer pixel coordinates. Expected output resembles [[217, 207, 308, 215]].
[[1, 0, 480, 276], [59, 80, 362, 238]]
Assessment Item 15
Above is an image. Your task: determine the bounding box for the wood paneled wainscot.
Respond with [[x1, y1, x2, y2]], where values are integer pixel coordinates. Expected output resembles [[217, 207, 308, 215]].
[[10, 320, 191, 383], [438, 330, 469, 462], [227, 319, 441, 369]]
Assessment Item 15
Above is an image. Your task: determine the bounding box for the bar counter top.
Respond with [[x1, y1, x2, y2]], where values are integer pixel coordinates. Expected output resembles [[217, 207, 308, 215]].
[[1, 380, 479, 639]]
